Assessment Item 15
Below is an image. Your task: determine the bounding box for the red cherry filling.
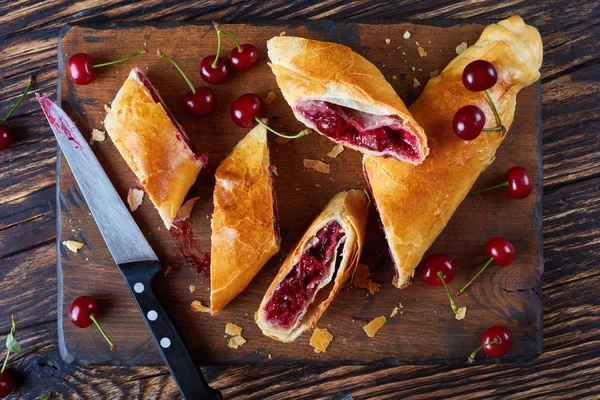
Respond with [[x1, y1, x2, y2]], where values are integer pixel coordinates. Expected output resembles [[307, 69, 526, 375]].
[[296, 100, 421, 162], [264, 221, 345, 328]]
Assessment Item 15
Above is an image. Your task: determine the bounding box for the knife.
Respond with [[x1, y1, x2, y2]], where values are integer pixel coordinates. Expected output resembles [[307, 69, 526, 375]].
[[37, 93, 222, 400]]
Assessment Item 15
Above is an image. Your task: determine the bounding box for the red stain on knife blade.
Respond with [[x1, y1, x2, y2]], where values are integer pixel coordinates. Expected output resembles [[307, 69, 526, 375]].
[[36, 93, 87, 154]]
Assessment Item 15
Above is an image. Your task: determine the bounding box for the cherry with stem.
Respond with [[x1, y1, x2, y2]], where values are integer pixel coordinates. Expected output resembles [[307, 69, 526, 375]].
[[157, 49, 216, 116], [468, 325, 512, 363], [67, 50, 146, 85], [456, 236, 515, 296], [0, 316, 21, 398], [421, 254, 458, 313], [230, 93, 311, 139], [468, 166, 533, 199], [212, 22, 260, 72], [70, 296, 116, 351], [0, 76, 34, 151]]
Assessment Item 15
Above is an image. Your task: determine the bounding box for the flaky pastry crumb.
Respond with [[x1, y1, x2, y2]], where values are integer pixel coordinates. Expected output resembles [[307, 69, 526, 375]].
[[303, 159, 330, 174], [225, 323, 243, 337], [363, 316, 387, 337], [191, 300, 210, 313], [63, 240, 84, 253], [327, 144, 345, 158], [310, 328, 333, 353], [127, 188, 144, 212]]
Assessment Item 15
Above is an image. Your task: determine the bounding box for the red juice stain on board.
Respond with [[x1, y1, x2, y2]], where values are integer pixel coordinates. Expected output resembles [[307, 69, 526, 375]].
[[170, 219, 210, 276]]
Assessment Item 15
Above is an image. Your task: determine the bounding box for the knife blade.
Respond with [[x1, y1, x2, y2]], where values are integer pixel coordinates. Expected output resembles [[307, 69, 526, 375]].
[[38, 94, 221, 400], [37, 93, 157, 265]]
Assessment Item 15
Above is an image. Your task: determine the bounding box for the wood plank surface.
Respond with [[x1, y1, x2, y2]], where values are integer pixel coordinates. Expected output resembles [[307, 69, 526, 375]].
[[0, 0, 598, 398], [57, 21, 542, 366]]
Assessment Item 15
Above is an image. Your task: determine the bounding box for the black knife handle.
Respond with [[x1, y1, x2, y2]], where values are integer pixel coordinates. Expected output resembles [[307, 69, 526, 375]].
[[119, 260, 222, 400]]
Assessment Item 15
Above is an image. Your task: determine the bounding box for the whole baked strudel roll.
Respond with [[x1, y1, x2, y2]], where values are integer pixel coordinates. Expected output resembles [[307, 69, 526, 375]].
[[255, 190, 369, 342], [364, 16, 543, 288]]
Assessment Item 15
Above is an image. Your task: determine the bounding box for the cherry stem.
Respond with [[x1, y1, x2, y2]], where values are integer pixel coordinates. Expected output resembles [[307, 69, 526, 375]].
[[1, 76, 34, 124], [436, 271, 458, 313], [481, 89, 505, 132], [211, 29, 223, 69], [468, 337, 499, 363], [254, 117, 311, 139], [219, 28, 243, 52], [89, 313, 117, 351], [157, 49, 196, 94], [0, 347, 9, 376], [468, 181, 508, 197], [93, 49, 146, 68], [456, 257, 494, 296]]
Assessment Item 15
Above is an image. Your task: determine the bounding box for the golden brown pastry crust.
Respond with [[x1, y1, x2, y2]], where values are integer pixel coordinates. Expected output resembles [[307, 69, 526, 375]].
[[104, 68, 204, 229], [255, 189, 370, 342], [364, 16, 543, 288], [210, 123, 280, 315], [267, 36, 428, 164]]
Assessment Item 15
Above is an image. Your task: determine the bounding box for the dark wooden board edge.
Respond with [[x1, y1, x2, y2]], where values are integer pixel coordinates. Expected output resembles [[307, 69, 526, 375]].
[[54, 20, 545, 367]]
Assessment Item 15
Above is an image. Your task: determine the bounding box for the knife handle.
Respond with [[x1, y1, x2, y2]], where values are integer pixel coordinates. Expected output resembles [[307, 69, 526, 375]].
[[119, 261, 222, 400]]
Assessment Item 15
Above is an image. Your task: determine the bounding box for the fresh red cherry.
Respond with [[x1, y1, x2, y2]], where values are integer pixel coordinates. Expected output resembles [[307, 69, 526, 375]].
[[67, 50, 146, 85], [421, 253, 456, 286], [229, 43, 259, 72], [200, 55, 230, 85], [507, 166, 533, 199], [0, 76, 34, 151], [0, 126, 13, 151], [469, 325, 512, 362], [453, 105, 485, 140], [421, 254, 458, 313], [486, 236, 515, 266], [462, 60, 498, 92], [184, 88, 215, 116], [157, 49, 216, 116], [70, 296, 116, 351], [456, 237, 515, 296], [231, 93, 264, 128], [468, 166, 533, 199], [230, 93, 311, 139], [0, 372, 13, 398]]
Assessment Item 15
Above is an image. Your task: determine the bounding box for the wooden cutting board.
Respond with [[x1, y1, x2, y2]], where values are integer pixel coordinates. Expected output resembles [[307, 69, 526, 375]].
[[56, 21, 542, 366]]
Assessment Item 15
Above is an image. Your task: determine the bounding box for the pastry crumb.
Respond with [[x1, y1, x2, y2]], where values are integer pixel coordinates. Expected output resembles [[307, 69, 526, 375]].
[[268, 353, 272, 359], [90, 128, 105, 144], [456, 42, 468, 54], [327, 144, 345, 158], [191, 300, 210, 313], [279, 31, 286, 36], [176, 197, 199, 221], [263, 91, 277, 104], [353, 263, 370, 288], [367, 280, 381, 295], [303, 159, 330, 174], [455, 307, 467, 320], [228, 335, 246, 349], [392, 74, 398, 80], [189, 285, 195, 293], [363, 316, 387, 338], [417, 46, 427, 57], [310, 328, 333, 353], [413, 78, 421, 88], [415, 41, 419, 46], [127, 188, 144, 212], [104, 104, 111, 113], [385, 38, 391, 44], [163, 265, 172, 277], [225, 323, 243, 336], [390, 307, 399, 318], [411, 66, 416, 72], [63, 240, 84, 253], [403, 30, 411, 39], [342, 338, 347, 343], [430, 70, 439, 78]]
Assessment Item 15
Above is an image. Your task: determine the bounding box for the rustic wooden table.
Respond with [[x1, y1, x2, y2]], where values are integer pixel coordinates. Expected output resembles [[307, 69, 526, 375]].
[[0, 1, 598, 399]]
